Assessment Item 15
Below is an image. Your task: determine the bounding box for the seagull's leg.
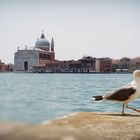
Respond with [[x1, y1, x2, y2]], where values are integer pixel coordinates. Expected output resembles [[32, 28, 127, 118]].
[[126, 104, 140, 113], [122, 102, 125, 115]]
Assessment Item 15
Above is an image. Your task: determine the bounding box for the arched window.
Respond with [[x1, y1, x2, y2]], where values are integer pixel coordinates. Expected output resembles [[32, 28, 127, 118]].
[[24, 61, 28, 71]]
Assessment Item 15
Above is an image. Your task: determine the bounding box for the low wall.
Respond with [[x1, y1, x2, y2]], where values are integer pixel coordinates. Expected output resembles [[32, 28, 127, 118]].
[[0, 112, 140, 140]]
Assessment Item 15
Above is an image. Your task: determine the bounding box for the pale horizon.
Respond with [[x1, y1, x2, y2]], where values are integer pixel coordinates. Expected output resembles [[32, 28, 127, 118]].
[[0, 0, 140, 64]]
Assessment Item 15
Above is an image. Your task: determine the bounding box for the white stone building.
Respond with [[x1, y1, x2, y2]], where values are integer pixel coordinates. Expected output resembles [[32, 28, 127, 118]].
[[14, 32, 55, 72]]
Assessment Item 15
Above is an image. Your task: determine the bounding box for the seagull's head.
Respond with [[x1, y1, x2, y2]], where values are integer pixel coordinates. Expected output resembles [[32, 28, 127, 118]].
[[133, 70, 140, 83]]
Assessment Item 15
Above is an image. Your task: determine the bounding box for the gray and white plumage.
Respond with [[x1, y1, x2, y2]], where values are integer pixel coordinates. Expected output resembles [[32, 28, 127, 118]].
[[92, 70, 140, 114]]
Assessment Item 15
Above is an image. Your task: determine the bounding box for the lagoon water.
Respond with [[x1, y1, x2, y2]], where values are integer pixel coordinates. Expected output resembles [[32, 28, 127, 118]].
[[0, 73, 139, 123]]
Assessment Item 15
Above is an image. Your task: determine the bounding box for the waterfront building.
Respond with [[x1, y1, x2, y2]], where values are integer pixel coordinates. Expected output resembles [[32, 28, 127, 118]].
[[0, 60, 13, 72], [111, 57, 140, 73], [80, 56, 96, 73], [14, 32, 55, 72], [118, 57, 130, 71], [95, 58, 100, 72], [129, 57, 140, 72], [112, 57, 131, 73], [98, 57, 112, 72], [111, 57, 130, 73], [0, 60, 6, 72], [111, 59, 119, 72]]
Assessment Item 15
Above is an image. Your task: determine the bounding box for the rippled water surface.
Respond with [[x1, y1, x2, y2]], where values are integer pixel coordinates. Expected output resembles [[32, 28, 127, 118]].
[[0, 73, 138, 123]]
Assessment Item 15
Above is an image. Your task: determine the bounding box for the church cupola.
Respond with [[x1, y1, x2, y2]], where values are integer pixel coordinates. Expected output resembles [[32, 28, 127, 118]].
[[35, 31, 50, 51], [51, 37, 54, 52]]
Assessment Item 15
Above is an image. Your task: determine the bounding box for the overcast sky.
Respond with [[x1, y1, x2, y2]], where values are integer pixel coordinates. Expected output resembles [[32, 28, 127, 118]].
[[0, 0, 140, 63]]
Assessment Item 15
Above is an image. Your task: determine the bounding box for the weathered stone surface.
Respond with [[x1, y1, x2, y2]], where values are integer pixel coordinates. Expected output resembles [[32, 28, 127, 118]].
[[1, 112, 140, 140]]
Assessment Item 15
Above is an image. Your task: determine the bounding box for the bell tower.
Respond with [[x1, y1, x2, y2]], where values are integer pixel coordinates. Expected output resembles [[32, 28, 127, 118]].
[[51, 37, 54, 52]]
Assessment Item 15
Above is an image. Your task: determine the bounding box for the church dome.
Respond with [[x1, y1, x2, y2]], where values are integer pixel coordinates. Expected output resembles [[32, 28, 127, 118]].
[[35, 33, 50, 47]]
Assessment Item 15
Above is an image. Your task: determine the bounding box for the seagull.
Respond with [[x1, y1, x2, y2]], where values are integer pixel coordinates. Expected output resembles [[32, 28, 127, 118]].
[[91, 70, 140, 114]]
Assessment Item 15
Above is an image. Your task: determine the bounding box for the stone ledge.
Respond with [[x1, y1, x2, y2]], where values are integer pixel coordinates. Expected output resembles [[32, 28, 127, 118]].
[[1, 112, 140, 140]]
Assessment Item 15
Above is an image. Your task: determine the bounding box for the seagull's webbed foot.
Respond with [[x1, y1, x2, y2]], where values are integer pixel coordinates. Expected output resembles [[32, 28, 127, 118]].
[[126, 105, 140, 113], [121, 113, 127, 116]]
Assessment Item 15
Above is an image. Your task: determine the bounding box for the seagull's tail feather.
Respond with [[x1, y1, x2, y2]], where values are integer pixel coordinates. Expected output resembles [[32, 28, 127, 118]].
[[92, 95, 103, 101]]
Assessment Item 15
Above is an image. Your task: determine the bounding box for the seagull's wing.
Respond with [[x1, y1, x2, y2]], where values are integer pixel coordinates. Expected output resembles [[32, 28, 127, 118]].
[[104, 83, 136, 101]]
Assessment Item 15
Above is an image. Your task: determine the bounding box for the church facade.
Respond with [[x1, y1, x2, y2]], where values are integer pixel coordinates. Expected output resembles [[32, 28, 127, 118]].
[[14, 32, 55, 72]]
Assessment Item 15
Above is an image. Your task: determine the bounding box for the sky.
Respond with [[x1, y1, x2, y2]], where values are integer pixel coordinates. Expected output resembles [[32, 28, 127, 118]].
[[0, 0, 140, 63]]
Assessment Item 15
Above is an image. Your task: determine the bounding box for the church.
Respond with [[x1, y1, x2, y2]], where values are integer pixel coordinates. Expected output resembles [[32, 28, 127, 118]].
[[14, 32, 55, 72], [14, 32, 112, 73]]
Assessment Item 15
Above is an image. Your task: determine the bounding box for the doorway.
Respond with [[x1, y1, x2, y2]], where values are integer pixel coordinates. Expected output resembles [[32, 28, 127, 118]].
[[24, 61, 28, 71]]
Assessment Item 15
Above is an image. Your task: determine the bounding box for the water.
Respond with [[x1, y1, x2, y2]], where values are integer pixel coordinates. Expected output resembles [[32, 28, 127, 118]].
[[0, 73, 139, 123]]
